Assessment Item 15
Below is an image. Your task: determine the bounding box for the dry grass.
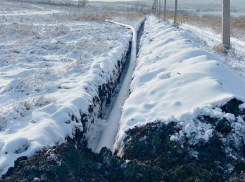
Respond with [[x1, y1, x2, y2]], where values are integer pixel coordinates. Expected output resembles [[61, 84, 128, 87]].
[[52, 12, 108, 22], [70, 11, 112, 22], [0, 23, 39, 38], [119, 12, 144, 20], [162, 13, 245, 40], [211, 44, 230, 54], [53, 25, 68, 36], [53, 10, 143, 23]]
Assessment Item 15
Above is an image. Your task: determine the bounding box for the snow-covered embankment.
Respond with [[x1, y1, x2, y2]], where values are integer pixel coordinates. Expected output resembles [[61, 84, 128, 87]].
[[114, 16, 245, 158], [0, 22, 133, 178]]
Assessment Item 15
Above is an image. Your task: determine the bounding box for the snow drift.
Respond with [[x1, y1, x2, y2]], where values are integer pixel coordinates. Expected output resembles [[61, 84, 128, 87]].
[[114, 16, 245, 153]]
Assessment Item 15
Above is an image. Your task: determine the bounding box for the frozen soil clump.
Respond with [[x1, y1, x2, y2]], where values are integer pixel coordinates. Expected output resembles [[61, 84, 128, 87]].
[[3, 99, 245, 182]]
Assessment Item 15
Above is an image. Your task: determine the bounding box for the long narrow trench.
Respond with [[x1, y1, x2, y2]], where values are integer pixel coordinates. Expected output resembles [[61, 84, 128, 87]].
[[102, 23, 144, 120], [87, 20, 145, 153]]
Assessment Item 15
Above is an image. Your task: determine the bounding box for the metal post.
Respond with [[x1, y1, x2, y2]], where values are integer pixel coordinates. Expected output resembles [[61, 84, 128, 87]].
[[174, 0, 178, 24], [222, 0, 230, 48], [164, 0, 166, 21]]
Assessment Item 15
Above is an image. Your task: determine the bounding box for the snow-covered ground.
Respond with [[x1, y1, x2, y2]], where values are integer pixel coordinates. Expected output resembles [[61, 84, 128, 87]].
[[180, 23, 245, 78], [0, 0, 143, 177], [197, 11, 245, 18], [95, 19, 144, 153], [2, 0, 245, 177], [114, 16, 245, 154]]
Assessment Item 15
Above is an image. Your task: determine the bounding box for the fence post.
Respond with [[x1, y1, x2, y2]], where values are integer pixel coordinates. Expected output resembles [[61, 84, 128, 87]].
[[174, 0, 178, 24], [164, 0, 167, 21], [222, 0, 230, 48]]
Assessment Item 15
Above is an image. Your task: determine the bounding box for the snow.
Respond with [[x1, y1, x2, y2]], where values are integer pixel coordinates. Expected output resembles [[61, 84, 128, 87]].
[[181, 23, 245, 54], [180, 23, 245, 77], [95, 18, 145, 153], [0, 0, 143, 177], [113, 16, 245, 152], [239, 103, 245, 109], [170, 135, 179, 142], [2, 137, 29, 154], [224, 113, 236, 121]]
